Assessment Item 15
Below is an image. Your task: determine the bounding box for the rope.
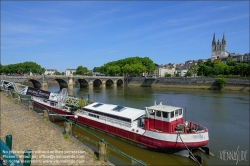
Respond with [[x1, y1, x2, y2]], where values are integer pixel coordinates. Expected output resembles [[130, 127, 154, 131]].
[[177, 132, 202, 166]]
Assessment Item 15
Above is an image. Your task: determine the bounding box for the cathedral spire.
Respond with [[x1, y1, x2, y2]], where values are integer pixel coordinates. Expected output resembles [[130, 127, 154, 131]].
[[222, 33, 226, 44], [212, 33, 216, 45]]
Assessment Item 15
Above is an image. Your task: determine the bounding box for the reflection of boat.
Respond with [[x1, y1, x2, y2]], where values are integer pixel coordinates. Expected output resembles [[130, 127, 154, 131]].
[[72, 102, 209, 152]]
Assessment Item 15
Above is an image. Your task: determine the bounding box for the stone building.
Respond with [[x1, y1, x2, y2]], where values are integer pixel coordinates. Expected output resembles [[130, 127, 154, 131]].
[[65, 69, 76, 76], [44, 69, 57, 75], [211, 33, 228, 61]]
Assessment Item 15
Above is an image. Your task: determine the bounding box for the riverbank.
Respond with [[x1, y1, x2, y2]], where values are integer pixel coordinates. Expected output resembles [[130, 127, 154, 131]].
[[125, 77, 250, 92], [0, 92, 113, 165]]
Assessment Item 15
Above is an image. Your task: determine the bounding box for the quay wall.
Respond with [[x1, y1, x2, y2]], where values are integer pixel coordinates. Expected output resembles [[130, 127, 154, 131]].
[[124, 77, 250, 91]]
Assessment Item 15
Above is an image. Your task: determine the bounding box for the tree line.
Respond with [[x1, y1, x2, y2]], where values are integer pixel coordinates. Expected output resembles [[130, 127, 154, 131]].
[[185, 58, 250, 77], [93, 56, 155, 76], [0, 62, 45, 75]]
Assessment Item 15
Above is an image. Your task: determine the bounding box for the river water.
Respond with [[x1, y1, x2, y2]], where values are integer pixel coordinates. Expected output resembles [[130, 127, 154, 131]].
[[46, 84, 249, 166]]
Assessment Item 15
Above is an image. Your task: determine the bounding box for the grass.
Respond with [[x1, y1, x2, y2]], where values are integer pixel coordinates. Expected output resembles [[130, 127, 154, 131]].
[[63, 133, 72, 142], [94, 156, 99, 162]]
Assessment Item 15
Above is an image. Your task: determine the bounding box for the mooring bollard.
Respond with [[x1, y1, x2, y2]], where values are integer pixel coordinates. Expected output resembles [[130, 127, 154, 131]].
[[28, 101, 33, 111], [8, 90, 13, 99], [43, 110, 49, 121], [98, 140, 107, 161], [17, 95, 22, 105], [23, 150, 32, 166], [64, 121, 72, 136], [6, 135, 12, 150]]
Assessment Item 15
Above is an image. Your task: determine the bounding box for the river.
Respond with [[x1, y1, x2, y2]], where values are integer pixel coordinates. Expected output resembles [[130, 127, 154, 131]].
[[46, 84, 249, 165]]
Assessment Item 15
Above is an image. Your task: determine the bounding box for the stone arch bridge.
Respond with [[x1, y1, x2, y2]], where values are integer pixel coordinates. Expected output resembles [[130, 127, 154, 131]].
[[1, 75, 124, 90]]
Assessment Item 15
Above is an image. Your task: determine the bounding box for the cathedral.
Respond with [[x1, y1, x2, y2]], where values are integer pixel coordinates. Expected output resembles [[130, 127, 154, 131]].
[[211, 33, 227, 60]]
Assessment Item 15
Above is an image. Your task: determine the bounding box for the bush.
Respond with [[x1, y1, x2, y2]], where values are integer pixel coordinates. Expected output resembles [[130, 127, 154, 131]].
[[216, 77, 226, 89]]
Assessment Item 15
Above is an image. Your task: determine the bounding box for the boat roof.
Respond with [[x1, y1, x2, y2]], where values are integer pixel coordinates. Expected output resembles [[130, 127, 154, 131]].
[[147, 104, 182, 113], [84, 102, 145, 121]]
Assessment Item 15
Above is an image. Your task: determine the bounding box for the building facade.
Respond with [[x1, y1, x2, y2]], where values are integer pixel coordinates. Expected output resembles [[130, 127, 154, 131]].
[[65, 69, 76, 76], [211, 33, 227, 61], [44, 69, 57, 75]]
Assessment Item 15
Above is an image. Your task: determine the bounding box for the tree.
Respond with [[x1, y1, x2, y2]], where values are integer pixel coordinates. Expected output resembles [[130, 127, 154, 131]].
[[1, 61, 44, 75], [213, 61, 227, 76], [216, 77, 226, 89], [93, 56, 155, 76], [185, 71, 192, 77], [107, 65, 120, 76], [75, 66, 88, 75], [165, 73, 171, 77], [188, 65, 199, 77], [54, 71, 61, 75]]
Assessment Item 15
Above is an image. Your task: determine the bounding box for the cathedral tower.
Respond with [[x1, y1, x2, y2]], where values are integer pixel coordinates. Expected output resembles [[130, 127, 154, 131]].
[[211, 33, 227, 61]]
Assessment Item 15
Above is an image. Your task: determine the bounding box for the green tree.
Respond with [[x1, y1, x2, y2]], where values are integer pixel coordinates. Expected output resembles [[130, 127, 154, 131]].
[[165, 73, 171, 77], [188, 65, 199, 77], [185, 71, 192, 77], [213, 61, 227, 76], [216, 77, 226, 89], [54, 71, 61, 75], [93, 56, 155, 76], [107, 65, 121, 76], [76, 66, 88, 75]]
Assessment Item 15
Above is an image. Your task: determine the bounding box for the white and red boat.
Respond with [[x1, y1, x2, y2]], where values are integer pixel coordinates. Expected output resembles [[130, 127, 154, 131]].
[[30, 88, 79, 116], [71, 102, 209, 151]]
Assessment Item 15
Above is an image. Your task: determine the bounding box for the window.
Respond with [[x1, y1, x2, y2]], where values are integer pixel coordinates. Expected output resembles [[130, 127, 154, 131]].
[[163, 112, 168, 118], [113, 106, 125, 112], [156, 111, 161, 117], [148, 109, 155, 116], [93, 103, 103, 108], [175, 110, 178, 117], [178, 109, 182, 115], [89, 113, 99, 119], [171, 111, 174, 118]]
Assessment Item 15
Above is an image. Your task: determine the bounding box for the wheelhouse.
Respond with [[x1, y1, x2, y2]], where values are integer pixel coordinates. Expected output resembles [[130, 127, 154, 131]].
[[144, 103, 184, 133]]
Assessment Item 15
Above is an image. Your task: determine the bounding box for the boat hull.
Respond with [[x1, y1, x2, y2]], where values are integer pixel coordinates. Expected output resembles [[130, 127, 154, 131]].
[[70, 115, 209, 151], [33, 101, 72, 116]]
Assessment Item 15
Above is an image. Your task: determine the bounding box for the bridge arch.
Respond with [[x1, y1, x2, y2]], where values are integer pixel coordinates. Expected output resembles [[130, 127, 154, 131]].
[[78, 79, 88, 88], [105, 79, 113, 86], [93, 79, 102, 87], [29, 79, 42, 89], [117, 79, 123, 86]]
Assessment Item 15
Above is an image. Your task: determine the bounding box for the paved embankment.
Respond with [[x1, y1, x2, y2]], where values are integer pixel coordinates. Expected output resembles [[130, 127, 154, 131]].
[[0, 92, 112, 165]]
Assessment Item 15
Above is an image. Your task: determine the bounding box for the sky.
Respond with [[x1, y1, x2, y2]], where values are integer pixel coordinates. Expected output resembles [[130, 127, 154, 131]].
[[1, 1, 249, 72]]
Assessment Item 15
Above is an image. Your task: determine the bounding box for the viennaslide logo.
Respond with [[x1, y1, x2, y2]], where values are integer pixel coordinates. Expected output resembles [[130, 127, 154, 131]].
[[219, 146, 248, 165]]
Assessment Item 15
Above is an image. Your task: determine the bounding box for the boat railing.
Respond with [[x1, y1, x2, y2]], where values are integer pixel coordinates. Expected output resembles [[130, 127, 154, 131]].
[[188, 122, 207, 133]]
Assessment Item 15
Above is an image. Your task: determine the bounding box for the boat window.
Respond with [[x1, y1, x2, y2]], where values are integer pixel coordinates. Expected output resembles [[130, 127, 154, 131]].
[[148, 109, 155, 116], [89, 113, 99, 119], [175, 110, 178, 117], [156, 111, 161, 117], [171, 111, 174, 118], [163, 112, 168, 118], [93, 103, 103, 108], [113, 106, 125, 112], [178, 109, 182, 115]]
